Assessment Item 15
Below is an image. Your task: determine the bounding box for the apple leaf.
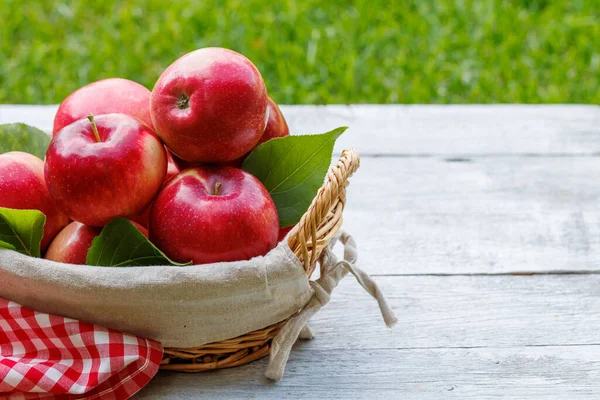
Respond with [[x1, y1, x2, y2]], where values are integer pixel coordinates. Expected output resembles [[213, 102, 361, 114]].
[[86, 218, 191, 267], [0, 123, 51, 159], [0, 239, 16, 251], [242, 127, 346, 227], [0, 207, 46, 257]]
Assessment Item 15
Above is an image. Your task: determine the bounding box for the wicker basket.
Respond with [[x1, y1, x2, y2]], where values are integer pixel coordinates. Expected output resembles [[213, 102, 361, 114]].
[[160, 148, 360, 372]]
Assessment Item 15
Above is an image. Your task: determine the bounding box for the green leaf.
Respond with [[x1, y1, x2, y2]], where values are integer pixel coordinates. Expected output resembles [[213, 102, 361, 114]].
[[86, 218, 191, 267], [0, 123, 51, 159], [0, 239, 16, 251], [0, 207, 46, 257], [242, 127, 346, 227]]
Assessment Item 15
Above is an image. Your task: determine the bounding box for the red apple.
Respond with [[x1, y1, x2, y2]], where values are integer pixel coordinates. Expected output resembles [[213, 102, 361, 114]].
[[0, 152, 69, 251], [45, 113, 167, 227], [150, 47, 268, 163], [45, 220, 148, 265], [259, 97, 289, 145], [170, 153, 198, 171], [172, 154, 244, 170], [150, 166, 279, 264], [220, 157, 245, 168], [170, 153, 189, 170], [53, 78, 154, 135], [164, 149, 181, 182], [218, 98, 290, 168], [171, 98, 289, 171], [130, 149, 180, 228]]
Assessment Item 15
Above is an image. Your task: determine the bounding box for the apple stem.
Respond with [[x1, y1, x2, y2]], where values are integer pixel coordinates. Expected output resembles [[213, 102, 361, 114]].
[[87, 114, 102, 142], [214, 182, 222, 196], [176, 94, 190, 109]]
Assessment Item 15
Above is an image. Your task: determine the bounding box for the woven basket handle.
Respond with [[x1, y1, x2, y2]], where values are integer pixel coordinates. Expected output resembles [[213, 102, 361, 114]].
[[287, 148, 360, 276]]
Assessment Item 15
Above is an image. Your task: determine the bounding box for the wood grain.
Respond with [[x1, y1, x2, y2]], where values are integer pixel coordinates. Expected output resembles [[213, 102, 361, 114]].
[[135, 275, 600, 399], [343, 157, 600, 275], [0, 105, 59, 133], [138, 347, 600, 399], [1, 104, 599, 155], [285, 104, 600, 156], [307, 275, 600, 349]]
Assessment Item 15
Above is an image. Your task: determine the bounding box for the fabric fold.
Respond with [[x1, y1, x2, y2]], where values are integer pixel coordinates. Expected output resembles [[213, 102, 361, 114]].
[[0, 298, 164, 399], [0, 241, 312, 348], [265, 231, 397, 381]]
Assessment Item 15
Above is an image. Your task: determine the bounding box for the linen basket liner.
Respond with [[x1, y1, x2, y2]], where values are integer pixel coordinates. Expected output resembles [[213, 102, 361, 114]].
[[0, 231, 396, 380]]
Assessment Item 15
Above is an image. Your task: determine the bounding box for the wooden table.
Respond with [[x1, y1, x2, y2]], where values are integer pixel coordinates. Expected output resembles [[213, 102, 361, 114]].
[[2, 105, 600, 399]]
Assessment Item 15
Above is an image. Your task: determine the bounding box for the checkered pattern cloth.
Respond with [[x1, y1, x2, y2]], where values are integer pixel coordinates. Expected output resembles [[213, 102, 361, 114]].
[[0, 297, 164, 399]]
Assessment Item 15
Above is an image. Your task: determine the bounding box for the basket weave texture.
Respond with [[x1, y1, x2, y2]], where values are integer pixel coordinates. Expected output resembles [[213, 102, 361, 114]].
[[160, 148, 360, 372]]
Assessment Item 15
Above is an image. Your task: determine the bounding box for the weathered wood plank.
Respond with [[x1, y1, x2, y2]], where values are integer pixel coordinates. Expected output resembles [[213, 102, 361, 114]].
[[343, 157, 600, 274], [286, 104, 600, 156], [0, 105, 59, 133], [308, 275, 600, 349], [1, 104, 599, 155], [135, 274, 600, 398], [136, 346, 600, 399]]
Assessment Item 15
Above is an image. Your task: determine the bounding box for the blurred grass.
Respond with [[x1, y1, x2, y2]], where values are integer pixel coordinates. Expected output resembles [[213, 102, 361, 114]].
[[0, 0, 598, 104]]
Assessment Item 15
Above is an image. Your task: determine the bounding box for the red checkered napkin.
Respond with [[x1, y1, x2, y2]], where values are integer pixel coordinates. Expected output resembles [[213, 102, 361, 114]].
[[0, 297, 164, 399]]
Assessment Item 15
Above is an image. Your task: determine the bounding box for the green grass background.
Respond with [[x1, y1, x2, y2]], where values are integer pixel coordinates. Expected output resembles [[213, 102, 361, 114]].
[[0, 0, 598, 104]]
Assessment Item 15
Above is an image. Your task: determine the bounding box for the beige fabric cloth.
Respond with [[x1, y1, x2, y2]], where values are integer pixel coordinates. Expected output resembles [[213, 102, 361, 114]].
[[0, 230, 396, 380], [0, 241, 312, 348], [266, 231, 398, 381]]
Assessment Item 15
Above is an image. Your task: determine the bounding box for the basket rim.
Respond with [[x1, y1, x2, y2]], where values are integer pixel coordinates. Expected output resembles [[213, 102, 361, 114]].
[[0, 147, 362, 373], [287, 148, 360, 276], [160, 148, 361, 371]]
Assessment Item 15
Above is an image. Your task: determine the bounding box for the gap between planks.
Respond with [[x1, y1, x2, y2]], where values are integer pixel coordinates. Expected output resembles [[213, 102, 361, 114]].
[[137, 345, 600, 399], [370, 269, 600, 277], [342, 153, 600, 158]]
